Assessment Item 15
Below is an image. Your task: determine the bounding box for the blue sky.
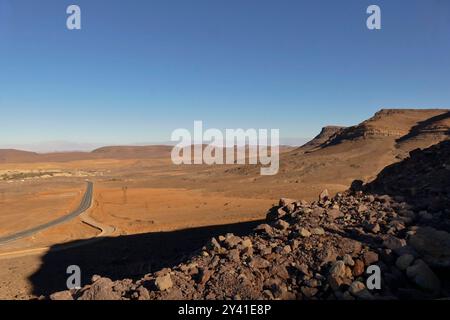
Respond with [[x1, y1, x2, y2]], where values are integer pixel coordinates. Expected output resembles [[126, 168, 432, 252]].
[[1, 0, 450, 149]]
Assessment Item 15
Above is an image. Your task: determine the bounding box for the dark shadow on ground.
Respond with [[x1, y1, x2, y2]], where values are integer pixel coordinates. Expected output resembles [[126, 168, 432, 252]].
[[364, 140, 450, 214], [29, 219, 264, 297]]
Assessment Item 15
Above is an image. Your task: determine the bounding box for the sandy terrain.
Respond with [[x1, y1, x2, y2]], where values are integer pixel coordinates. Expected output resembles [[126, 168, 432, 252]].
[[90, 186, 274, 235], [0, 182, 85, 237]]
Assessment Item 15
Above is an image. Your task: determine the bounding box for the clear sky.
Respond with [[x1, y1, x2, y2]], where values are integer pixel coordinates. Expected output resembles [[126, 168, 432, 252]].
[[1, 0, 450, 149]]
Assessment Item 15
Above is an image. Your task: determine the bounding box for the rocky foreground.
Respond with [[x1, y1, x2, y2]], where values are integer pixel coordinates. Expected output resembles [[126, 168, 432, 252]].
[[50, 141, 450, 300]]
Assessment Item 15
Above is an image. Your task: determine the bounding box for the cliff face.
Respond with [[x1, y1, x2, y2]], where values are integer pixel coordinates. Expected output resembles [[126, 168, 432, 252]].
[[328, 109, 449, 145], [299, 126, 346, 152], [395, 111, 450, 151], [291, 109, 449, 156]]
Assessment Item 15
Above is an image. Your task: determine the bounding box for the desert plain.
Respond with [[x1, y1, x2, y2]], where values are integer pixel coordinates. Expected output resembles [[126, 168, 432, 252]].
[[0, 108, 449, 299]]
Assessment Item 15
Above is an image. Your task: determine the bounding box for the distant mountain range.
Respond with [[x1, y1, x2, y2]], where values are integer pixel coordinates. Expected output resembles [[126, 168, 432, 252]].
[[0, 138, 310, 154]]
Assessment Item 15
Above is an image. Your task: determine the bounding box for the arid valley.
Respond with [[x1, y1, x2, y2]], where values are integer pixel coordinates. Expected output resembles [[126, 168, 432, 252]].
[[0, 108, 449, 300]]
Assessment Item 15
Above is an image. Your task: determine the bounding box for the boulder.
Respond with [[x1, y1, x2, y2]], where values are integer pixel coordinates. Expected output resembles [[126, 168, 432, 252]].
[[223, 234, 242, 249], [406, 260, 440, 294], [350, 180, 364, 192], [241, 238, 253, 249], [349, 281, 373, 299], [135, 286, 150, 300], [155, 274, 173, 291], [395, 254, 415, 271], [249, 256, 271, 269], [408, 227, 450, 268], [279, 198, 297, 207], [49, 291, 74, 300], [343, 254, 355, 266], [363, 251, 379, 266], [327, 209, 343, 220], [319, 189, 329, 202], [206, 237, 221, 252], [311, 227, 325, 235], [196, 268, 212, 285], [266, 207, 287, 221], [274, 219, 290, 231], [328, 261, 353, 291], [301, 286, 318, 298], [383, 236, 407, 250], [298, 227, 311, 238], [254, 223, 274, 235], [352, 259, 365, 277], [78, 277, 121, 300]]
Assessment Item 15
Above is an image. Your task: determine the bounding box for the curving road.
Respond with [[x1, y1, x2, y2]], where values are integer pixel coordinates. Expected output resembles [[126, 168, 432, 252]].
[[0, 181, 94, 246]]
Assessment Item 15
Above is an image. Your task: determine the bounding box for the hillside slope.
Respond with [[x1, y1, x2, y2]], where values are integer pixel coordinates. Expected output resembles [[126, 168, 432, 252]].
[[0, 146, 174, 163], [0, 150, 40, 163], [298, 126, 346, 153]]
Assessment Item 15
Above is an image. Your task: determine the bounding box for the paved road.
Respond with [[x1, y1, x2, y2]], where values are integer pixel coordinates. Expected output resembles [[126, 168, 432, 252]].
[[0, 181, 94, 246]]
